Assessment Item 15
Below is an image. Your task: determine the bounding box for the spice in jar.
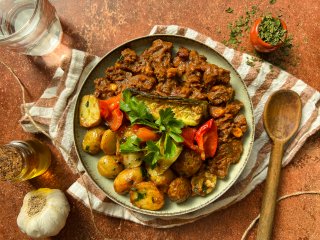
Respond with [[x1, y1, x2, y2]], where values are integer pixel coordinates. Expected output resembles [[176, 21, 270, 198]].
[[258, 16, 287, 46], [0, 140, 51, 182]]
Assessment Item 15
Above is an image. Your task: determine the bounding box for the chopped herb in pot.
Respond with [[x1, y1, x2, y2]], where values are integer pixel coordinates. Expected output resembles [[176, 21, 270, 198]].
[[258, 16, 287, 46], [226, 7, 233, 13], [270, 0, 277, 4]]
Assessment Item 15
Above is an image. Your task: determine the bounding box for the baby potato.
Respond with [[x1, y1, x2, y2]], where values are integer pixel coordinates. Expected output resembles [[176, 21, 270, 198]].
[[191, 170, 217, 196], [82, 127, 105, 154], [100, 129, 117, 155], [121, 152, 143, 168], [172, 149, 202, 177], [97, 155, 123, 179], [79, 95, 101, 128], [113, 167, 144, 194], [147, 167, 176, 193], [130, 182, 164, 211], [167, 177, 192, 203]]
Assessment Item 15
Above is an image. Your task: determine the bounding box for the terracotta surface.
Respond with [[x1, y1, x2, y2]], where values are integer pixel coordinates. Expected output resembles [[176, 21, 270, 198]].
[[0, 0, 319, 239]]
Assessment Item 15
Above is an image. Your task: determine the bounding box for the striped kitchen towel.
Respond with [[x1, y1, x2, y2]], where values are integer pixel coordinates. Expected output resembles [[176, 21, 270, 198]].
[[20, 25, 320, 228]]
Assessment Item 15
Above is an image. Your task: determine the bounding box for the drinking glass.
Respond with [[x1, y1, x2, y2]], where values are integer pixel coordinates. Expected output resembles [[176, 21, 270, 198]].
[[0, 0, 63, 56]]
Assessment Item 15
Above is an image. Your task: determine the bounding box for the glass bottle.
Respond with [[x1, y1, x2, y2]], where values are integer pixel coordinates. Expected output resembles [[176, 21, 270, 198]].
[[0, 140, 51, 182]]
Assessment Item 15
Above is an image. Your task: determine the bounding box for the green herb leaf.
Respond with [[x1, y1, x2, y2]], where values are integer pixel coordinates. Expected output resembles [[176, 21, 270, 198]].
[[120, 136, 142, 153], [269, 0, 276, 4], [156, 108, 184, 135], [164, 135, 178, 159], [120, 89, 157, 129], [169, 132, 184, 143], [135, 192, 146, 202], [226, 7, 233, 13], [143, 141, 161, 168]]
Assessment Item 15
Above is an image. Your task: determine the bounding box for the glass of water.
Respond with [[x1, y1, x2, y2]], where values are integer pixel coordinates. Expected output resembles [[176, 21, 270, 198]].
[[0, 0, 63, 56]]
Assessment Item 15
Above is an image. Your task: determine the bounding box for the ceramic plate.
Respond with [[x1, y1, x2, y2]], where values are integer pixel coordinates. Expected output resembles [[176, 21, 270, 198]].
[[73, 35, 255, 217]]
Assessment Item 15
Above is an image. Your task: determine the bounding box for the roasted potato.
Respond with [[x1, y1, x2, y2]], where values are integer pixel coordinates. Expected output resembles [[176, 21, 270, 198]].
[[82, 127, 105, 154], [79, 95, 101, 128], [121, 152, 143, 168], [130, 182, 164, 210], [191, 170, 217, 196], [172, 149, 203, 177], [113, 167, 144, 194], [147, 167, 176, 193], [100, 129, 117, 155], [97, 155, 123, 179], [167, 177, 192, 203]]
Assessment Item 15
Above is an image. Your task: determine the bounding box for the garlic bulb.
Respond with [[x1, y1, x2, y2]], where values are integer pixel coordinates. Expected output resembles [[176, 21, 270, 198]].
[[17, 188, 70, 238]]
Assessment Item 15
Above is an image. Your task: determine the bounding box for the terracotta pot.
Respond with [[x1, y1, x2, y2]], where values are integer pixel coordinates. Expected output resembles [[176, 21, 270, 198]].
[[250, 17, 287, 53]]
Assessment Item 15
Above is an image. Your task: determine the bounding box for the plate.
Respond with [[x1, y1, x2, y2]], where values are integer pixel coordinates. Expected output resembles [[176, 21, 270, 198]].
[[73, 35, 255, 217]]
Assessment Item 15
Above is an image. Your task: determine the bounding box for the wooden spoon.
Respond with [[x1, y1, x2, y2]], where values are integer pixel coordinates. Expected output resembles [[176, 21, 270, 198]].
[[256, 90, 302, 240]]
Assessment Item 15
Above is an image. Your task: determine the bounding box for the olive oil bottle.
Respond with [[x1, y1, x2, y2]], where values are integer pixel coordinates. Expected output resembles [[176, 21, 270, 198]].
[[0, 140, 51, 182]]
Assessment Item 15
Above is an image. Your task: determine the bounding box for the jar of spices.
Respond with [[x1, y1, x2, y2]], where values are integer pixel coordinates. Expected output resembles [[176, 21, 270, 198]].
[[0, 140, 51, 182]]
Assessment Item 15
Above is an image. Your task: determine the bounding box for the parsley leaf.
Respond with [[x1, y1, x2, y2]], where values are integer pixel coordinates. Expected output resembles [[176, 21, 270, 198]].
[[226, 7, 233, 13], [156, 108, 184, 135], [119, 136, 142, 153], [134, 192, 146, 202], [120, 89, 158, 129], [143, 141, 161, 168], [164, 134, 178, 159]]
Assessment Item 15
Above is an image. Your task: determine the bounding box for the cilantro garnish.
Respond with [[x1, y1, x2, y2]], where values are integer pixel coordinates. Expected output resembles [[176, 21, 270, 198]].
[[119, 89, 184, 168]]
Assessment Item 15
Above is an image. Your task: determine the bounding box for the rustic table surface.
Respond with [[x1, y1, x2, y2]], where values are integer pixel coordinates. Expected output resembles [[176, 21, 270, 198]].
[[0, 0, 319, 239]]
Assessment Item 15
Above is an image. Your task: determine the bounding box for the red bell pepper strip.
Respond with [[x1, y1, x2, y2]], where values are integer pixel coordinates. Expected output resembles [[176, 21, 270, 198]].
[[99, 94, 123, 131], [194, 119, 218, 160], [107, 108, 123, 131], [181, 127, 198, 151]]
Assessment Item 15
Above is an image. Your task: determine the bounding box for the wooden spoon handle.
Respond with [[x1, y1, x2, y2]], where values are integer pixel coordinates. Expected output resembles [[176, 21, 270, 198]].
[[256, 141, 284, 240]]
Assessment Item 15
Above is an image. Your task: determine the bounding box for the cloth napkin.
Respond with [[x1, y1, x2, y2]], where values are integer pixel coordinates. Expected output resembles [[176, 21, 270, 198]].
[[20, 25, 320, 228]]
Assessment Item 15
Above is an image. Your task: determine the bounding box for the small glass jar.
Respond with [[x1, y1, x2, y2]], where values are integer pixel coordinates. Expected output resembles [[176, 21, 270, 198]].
[[0, 140, 51, 182]]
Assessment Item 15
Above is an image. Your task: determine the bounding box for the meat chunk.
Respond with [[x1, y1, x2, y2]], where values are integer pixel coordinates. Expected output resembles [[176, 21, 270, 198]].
[[234, 114, 247, 134], [127, 74, 156, 91], [141, 39, 173, 82], [207, 85, 234, 105], [94, 78, 119, 99], [225, 100, 244, 116], [209, 106, 225, 118], [176, 47, 190, 59], [208, 140, 243, 178], [121, 48, 138, 63]]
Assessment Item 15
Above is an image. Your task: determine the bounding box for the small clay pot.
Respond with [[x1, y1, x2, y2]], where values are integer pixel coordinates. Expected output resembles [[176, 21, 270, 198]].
[[250, 17, 287, 53]]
